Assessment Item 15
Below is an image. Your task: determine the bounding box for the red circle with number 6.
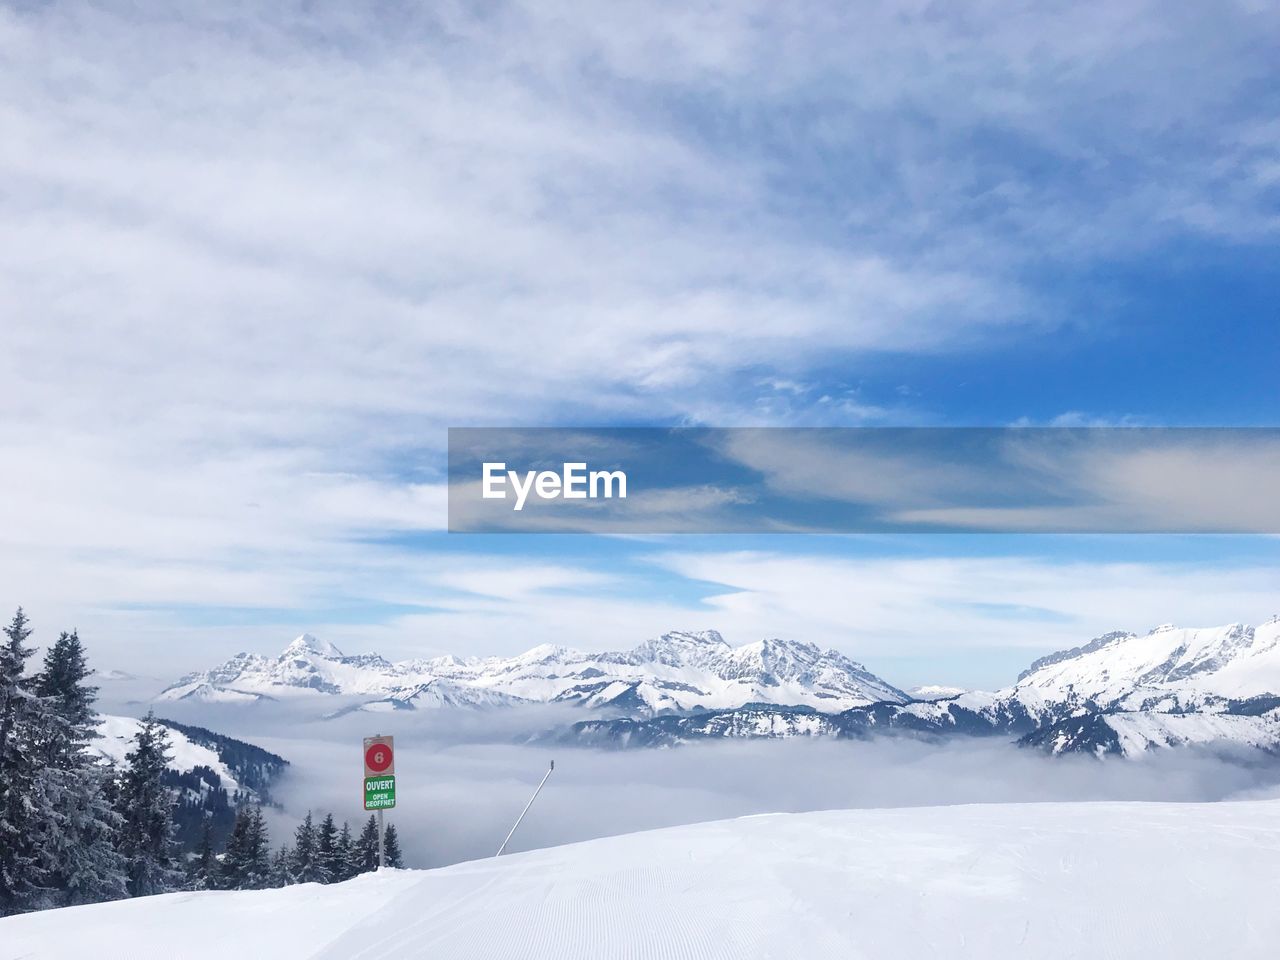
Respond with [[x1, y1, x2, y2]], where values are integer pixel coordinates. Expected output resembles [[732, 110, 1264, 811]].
[[366, 744, 392, 773]]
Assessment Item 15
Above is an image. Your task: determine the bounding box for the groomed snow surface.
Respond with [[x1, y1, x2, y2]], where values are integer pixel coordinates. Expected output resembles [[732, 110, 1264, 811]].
[[6, 799, 1280, 959]]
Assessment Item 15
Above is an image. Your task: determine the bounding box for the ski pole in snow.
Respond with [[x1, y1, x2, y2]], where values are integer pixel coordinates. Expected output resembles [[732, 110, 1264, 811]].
[[495, 760, 555, 857]]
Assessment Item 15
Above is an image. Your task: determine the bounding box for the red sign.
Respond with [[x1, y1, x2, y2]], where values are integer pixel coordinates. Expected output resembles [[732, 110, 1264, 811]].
[[363, 735, 394, 777]]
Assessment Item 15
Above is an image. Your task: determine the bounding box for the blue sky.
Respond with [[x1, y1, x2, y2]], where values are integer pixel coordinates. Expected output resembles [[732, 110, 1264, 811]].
[[1, 1, 1278, 687]]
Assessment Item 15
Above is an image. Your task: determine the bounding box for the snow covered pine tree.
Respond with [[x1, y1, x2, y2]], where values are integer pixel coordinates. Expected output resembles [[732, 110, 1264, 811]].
[[2, 611, 130, 913], [0, 608, 48, 914], [335, 820, 356, 882], [30, 628, 128, 907], [269, 844, 292, 888], [116, 711, 182, 897], [220, 805, 271, 890], [354, 814, 381, 874], [290, 811, 322, 883], [187, 822, 218, 891], [316, 812, 342, 883], [383, 823, 404, 868]]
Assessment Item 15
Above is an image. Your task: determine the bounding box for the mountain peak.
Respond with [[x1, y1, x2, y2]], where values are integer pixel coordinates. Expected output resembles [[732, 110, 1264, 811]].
[[663, 629, 728, 646], [282, 633, 344, 660], [512, 643, 574, 663], [627, 630, 734, 670]]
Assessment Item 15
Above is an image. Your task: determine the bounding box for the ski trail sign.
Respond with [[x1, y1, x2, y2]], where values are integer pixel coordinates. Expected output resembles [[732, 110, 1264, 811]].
[[363, 735, 396, 810], [364, 776, 396, 810]]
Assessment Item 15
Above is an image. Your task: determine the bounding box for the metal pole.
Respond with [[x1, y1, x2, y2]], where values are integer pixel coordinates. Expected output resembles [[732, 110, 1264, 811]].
[[495, 760, 554, 857], [378, 809, 385, 870]]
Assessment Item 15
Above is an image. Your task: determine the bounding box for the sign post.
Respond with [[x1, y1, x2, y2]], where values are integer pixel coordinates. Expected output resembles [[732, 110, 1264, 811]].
[[363, 735, 395, 869]]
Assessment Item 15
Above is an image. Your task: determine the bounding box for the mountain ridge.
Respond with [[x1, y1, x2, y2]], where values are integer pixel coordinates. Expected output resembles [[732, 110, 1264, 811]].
[[553, 619, 1280, 757], [157, 618, 1280, 757], [159, 629, 908, 715]]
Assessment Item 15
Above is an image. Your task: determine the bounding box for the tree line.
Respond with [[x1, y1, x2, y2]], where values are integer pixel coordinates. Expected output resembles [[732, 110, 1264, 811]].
[[0, 608, 402, 917], [189, 807, 402, 891]]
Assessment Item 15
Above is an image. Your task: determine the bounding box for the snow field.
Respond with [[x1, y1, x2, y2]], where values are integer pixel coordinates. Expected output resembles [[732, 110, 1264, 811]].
[[6, 799, 1280, 959]]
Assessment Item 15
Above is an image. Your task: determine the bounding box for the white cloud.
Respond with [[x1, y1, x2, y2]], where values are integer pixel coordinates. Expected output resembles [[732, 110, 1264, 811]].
[[2, 1, 1278, 670]]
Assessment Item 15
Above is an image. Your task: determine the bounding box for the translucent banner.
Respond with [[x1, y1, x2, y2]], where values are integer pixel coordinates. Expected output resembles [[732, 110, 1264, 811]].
[[447, 427, 1280, 534]]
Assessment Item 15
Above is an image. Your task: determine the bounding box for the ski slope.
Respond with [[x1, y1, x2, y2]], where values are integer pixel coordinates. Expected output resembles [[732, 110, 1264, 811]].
[[6, 800, 1280, 959]]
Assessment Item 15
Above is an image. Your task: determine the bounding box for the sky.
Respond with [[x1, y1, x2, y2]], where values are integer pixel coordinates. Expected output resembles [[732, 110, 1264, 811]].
[[2, 0, 1279, 690]]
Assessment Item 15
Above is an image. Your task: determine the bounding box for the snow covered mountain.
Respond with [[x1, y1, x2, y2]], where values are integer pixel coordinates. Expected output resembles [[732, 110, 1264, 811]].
[[1021, 710, 1280, 757], [562, 620, 1280, 758], [9, 801, 1280, 959], [324, 679, 532, 717], [159, 620, 1280, 757], [558, 696, 1038, 748], [158, 630, 908, 715], [1008, 620, 1280, 714], [908, 684, 968, 701], [91, 715, 289, 850], [995, 619, 1280, 756], [92, 715, 251, 796]]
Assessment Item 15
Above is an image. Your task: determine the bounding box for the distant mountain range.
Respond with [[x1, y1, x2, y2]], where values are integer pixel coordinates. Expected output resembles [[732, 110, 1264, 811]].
[[157, 620, 1280, 759], [158, 630, 908, 714], [562, 621, 1280, 757]]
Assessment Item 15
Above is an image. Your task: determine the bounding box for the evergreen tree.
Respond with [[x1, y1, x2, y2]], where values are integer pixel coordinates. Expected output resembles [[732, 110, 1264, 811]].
[[0, 608, 53, 914], [240, 807, 270, 889], [290, 811, 322, 883], [221, 806, 271, 890], [352, 814, 380, 875], [220, 810, 249, 889], [30, 629, 127, 908], [116, 712, 181, 897], [188, 821, 218, 891], [382, 823, 403, 869], [30, 736, 128, 908], [315, 812, 342, 883], [32, 632, 97, 732], [0, 608, 36, 762], [268, 844, 292, 888], [335, 820, 355, 882]]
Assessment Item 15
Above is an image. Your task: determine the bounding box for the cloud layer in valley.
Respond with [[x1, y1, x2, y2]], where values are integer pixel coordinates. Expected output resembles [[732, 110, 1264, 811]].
[[254, 729, 1280, 870]]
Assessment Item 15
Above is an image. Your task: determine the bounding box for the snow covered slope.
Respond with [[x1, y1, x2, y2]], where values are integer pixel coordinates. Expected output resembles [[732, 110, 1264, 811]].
[[1023, 710, 1280, 758], [91, 715, 247, 794], [89, 715, 288, 850], [158, 630, 907, 715], [325, 679, 531, 716], [561, 620, 1280, 757], [7, 800, 1280, 959], [988, 619, 1280, 755], [908, 684, 968, 700], [1009, 619, 1280, 713], [559, 695, 1039, 748]]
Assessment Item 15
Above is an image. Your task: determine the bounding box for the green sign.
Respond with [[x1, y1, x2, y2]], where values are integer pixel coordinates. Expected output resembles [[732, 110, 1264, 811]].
[[364, 775, 396, 810]]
